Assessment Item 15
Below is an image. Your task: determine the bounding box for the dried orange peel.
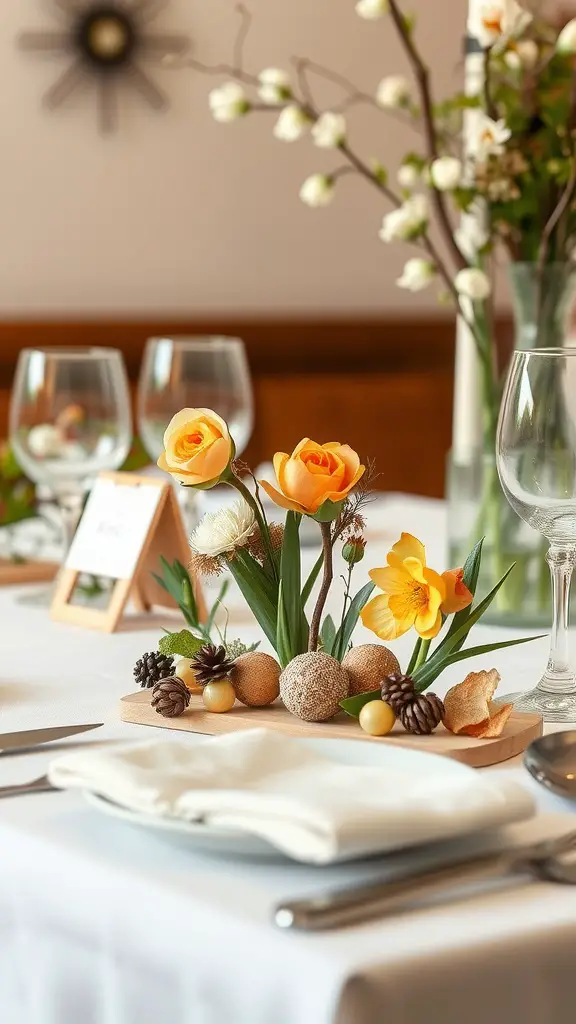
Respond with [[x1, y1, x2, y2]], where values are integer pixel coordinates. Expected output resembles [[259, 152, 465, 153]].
[[442, 669, 513, 739]]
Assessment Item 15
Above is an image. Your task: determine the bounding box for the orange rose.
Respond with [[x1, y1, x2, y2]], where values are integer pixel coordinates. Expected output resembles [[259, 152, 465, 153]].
[[441, 568, 473, 614], [157, 408, 233, 487], [259, 438, 365, 515]]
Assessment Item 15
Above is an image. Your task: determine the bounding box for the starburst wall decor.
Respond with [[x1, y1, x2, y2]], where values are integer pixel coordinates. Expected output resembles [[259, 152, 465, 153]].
[[19, 0, 190, 134]]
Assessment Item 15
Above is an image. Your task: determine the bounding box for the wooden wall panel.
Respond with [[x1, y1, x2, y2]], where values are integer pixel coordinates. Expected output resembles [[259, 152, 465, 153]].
[[0, 315, 510, 497]]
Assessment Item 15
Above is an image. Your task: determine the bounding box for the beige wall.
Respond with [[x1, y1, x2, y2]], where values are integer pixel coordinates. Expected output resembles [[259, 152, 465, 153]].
[[0, 0, 465, 315]]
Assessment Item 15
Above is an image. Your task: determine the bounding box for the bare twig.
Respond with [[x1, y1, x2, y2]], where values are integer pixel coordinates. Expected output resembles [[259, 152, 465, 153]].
[[297, 57, 368, 102], [292, 56, 315, 109], [331, 165, 360, 182], [185, 57, 258, 87], [233, 4, 251, 74], [387, 0, 467, 270], [537, 156, 576, 274], [482, 48, 497, 120]]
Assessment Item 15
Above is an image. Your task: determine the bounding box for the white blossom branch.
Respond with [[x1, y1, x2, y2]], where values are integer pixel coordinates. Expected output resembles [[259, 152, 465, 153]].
[[387, 0, 468, 270]]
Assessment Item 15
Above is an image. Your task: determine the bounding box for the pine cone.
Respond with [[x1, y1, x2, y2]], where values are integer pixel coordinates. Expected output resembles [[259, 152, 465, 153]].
[[399, 693, 445, 736], [133, 651, 175, 689], [381, 673, 416, 712], [151, 676, 191, 718], [191, 644, 235, 686]]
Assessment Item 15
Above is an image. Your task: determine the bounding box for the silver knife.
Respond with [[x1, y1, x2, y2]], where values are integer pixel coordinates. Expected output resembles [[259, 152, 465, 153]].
[[0, 723, 103, 757]]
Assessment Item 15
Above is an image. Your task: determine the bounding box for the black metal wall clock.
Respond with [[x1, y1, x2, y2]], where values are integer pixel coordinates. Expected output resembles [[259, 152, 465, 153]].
[[19, 0, 190, 134]]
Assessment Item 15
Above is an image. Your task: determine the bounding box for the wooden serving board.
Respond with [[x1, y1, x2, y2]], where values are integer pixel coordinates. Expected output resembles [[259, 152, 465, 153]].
[[0, 559, 59, 585], [120, 691, 543, 769]]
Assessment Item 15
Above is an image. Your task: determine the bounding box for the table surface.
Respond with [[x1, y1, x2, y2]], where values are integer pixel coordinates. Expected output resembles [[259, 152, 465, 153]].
[[2, 494, 576, 1024]]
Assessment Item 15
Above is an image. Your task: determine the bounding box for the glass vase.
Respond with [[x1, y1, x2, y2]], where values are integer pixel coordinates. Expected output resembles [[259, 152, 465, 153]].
[[447, 263, 576, 627]]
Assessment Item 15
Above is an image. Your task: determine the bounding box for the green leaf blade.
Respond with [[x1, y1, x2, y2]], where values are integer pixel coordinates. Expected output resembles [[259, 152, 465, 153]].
[[415, 634, 546, 690], [419, 561, 517, 683], [340, 688, 381, 718], [333, 581, 375, 662], [321, 614, 337, 656]]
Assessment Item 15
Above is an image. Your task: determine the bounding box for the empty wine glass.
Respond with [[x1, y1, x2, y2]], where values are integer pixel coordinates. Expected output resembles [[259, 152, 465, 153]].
[[10, 347, 132, 565], [137, 337, 254, 528], [497, 347, 576, 721]]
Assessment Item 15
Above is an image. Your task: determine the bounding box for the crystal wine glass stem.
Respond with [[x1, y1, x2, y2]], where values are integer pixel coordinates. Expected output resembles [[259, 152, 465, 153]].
[[181, 489, 200, 535], [57, 491, 84, 557], [541, 543, 576, 692]]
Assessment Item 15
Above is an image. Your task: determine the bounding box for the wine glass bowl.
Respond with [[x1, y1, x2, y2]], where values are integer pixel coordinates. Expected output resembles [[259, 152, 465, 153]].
[[138, 336, 254, 461], [10, 347, 132, 559], [497, 347, 576, 720], [138, 337, 254, 532]]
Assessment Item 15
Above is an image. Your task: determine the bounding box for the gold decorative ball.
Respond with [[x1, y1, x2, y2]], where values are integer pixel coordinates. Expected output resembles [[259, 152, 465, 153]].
[[359, 700, 396, 737], [342, 644, 401, 697], [175, 659, 203, 695], [280, 652, 350, 722], [230, 652, 280, 707], [202, 681, 236, 713]]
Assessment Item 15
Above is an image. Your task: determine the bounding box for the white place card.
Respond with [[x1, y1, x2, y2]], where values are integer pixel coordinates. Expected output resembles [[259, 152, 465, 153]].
[[51, 471, 204, 633], [66, 477, 163, 580]]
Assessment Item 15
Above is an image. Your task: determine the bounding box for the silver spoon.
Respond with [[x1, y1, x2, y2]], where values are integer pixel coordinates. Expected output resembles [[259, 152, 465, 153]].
[[524, 731, 576, 797]]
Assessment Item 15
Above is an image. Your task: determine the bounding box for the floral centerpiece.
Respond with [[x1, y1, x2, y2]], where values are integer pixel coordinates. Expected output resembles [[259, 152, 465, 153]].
[[177, 0, 576, 627], [145, 407, 542, 738]]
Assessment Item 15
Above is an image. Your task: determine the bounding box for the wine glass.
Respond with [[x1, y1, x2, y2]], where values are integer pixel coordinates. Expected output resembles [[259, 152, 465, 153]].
[[10, 347, 132, 567], [137, 337, 254, 528], [497, 347, 576, 721]]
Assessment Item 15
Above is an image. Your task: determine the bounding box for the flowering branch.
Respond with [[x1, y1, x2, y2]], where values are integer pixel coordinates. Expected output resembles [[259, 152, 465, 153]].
[[186, 2, 498, 367], [387, 0, 467, 271], [291, 57, 474, 322]]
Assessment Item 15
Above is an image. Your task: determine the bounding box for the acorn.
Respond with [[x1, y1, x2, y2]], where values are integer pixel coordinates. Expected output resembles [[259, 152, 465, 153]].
[[280, 652, 350, 722], [342, 644, 401, 697], [230, 652, 281, 707]]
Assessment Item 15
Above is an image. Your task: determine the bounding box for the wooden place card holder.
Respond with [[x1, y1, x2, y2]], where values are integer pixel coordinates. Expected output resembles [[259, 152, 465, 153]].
[[51, 471, 205, 632]]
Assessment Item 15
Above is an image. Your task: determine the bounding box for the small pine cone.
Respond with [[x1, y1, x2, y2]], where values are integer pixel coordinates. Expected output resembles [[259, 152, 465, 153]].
[[191, 644, 235, 686], [151, 676, 191, 718], [381, 673, 416, 712], [399, 693, 445, 736], [133, 651, 175, 689]]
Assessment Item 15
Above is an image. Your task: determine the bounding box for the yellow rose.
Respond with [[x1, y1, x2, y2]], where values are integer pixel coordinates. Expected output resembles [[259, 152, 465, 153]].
[[259, 438, 365, 515], [157, 408, 233, 487]]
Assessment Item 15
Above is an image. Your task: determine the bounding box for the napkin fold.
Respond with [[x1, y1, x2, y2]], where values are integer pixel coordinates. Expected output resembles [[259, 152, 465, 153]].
[[49, 729, 534, 864]]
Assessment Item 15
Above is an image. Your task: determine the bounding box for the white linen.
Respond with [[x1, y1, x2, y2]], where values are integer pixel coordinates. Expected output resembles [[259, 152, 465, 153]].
[[2, 494, 576, 1024], [47, 730, 534, 864]]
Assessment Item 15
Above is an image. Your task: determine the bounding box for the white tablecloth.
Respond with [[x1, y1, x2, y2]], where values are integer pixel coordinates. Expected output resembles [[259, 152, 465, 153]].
[[2, 495, 576, 1024]]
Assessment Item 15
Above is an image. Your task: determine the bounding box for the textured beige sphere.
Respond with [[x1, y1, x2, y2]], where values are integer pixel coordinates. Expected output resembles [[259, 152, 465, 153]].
[[175, 659, 203, 695], [342, 644, 401, 696], [202, 681, 236, 713], [280, 652, 350, 722], [230, 652, 281, 707], [359, 700, 396, 737]]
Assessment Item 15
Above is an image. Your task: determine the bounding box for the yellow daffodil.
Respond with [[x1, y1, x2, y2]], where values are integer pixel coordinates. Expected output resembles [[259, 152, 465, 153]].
[[361, 533, 447, 641]]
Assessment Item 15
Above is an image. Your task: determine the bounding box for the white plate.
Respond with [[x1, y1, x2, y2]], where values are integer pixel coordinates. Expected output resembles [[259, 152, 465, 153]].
[[82, 737, 514, 862]]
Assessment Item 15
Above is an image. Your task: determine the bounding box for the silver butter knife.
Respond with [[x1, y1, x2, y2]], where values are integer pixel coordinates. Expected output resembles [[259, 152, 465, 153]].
[[274, 830, 576, 931], [0, 723, 103, 757]]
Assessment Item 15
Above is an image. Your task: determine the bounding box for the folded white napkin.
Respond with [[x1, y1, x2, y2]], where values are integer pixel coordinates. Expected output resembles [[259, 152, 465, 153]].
[[49, 729, 534, 864]]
